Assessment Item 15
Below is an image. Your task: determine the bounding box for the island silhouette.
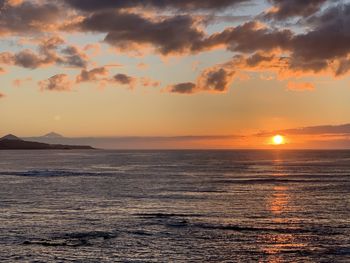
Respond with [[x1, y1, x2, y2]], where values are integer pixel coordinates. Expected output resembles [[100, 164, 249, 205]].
[[0, 134, 94, 150]]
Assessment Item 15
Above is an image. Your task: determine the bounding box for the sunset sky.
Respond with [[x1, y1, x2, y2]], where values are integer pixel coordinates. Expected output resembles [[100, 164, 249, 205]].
[[1, 0, 350, 148]]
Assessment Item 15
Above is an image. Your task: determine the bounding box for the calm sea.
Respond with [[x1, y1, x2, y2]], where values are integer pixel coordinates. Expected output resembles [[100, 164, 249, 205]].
[[0, 150, 349, 262]]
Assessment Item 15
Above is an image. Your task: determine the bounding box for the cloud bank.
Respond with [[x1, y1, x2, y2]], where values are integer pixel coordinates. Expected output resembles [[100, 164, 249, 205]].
[[0, 0, 349, 94]]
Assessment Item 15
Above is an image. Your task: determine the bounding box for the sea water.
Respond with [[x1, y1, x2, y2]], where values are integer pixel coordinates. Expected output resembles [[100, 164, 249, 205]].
[[0, 150, 349, 262]]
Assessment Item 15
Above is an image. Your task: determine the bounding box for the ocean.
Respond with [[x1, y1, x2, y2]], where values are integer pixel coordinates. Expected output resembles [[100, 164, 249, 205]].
[[0, 150, 349, 262]]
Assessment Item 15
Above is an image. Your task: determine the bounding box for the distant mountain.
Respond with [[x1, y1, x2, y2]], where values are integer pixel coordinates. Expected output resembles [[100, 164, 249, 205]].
[[41, 132, 64, 138], [0, 134, 22, 141], [0, 134, 94, 150]]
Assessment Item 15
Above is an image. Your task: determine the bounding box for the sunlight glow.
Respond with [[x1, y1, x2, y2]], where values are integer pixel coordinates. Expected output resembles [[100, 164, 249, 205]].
[[272, 135, 285, 145]]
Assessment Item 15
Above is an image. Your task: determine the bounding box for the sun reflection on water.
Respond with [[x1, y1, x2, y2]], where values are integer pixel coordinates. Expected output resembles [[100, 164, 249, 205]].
[[270, 186, 289, 215], [259, 158, 306, 262]]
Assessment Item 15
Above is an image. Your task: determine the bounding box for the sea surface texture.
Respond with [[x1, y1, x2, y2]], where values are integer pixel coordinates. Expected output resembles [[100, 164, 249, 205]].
[[0, 150, 349, 262]]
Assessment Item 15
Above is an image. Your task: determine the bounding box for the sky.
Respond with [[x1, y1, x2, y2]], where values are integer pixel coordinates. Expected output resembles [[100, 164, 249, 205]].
[[0, 0, 350, 148]]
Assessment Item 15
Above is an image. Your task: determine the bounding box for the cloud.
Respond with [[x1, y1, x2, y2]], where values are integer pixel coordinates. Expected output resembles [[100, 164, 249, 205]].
[[0, 0, 349, 98], [0, 1, 63, 35], [112, 73, 136, 89], [246, 52, 274, 67], [0, 92, 5, 98], [264, 0, 327, 20], [198, 68, 235, 92], [168, 67, 235, 94], [0, 49, 53, 69], [75, 68, 160, 89], [60, 46, 88, 68], [287, 123, 350, 135], [0, 37, 89, 69], [199, 21, 293, 53], [78, 11, 205, 55], [39, 36, 65, 50], [287, 81, 315, 91], [259, 123, 350, 136], [76, 67, 109, 82], [140, 77, 161, 88], [288, 4, 350, 73], [67, 4, 350, 81], [68, 5, 293, 58], [39, 74, 73, 92], [64, 0, 250, 12], [167, 82, 197, 94], [12, 77, 32, 87], [336, 59, 350, 76], [182, 3, 350, 86]]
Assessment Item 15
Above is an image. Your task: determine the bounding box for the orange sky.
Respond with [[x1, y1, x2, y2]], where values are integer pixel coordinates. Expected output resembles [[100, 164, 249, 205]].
[[0, 0, 350, 148]]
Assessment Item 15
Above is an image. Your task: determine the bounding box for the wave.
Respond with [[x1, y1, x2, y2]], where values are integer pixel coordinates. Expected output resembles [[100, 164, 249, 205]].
[[23, 231, 118, 247], [135, 213, 347, 236], [0, 169, 114, 177], [135, 213, 203, 218]]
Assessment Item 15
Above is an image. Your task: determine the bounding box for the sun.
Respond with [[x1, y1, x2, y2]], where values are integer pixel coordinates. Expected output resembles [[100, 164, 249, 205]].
[[272, 135, 285, 145]]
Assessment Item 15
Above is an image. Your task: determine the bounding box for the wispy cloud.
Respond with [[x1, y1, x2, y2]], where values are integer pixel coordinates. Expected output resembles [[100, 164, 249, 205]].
[[262, 123, 350, 136], [287, 82, 315, 92], [39, 74, 74, 92]]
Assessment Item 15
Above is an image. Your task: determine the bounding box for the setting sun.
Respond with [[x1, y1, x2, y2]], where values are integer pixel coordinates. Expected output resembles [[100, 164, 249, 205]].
[[272, 135, 285, 145]]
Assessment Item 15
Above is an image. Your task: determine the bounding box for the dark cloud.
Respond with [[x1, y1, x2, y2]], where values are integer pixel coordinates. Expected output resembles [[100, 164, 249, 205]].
[[75, 68, 161, 89], [168, 67, 234, 94], [64, 0, 250, 12], [39, 74, 73, 92], [14, 49, 54, 68], [0, 37, 89, 69], [79, 14, 294, 56], [0, 0, 349, 96], [17, 1, 344, 81], [168, 82, 197, 94], [69, 3, 350, 78], [60, 46, 88, 68], [0, 1, 62, 34], [196, 3, 350, 76], [0, 49, 54, 69], [163, 3, 350, 94], [199, 21, 293, 53], [336, 59, 350, 76], [112, 73, 136, 88], [113, 73, 134, 84], [289, 3, 350, 72], [200, 68, 234, 92], [246, 52, 274, 66], [79, 11, 205, 55], [76, 67, 108, 82], [265, 0, 327, 20]]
